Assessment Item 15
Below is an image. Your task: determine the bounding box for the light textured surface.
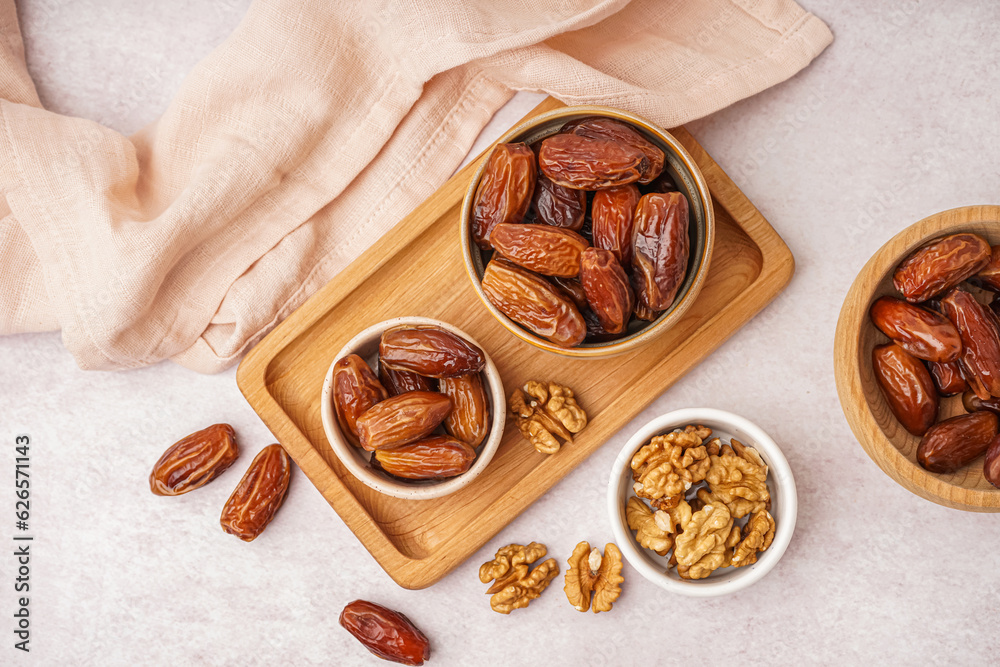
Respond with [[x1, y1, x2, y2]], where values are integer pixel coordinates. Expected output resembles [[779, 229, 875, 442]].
[[1, 1, 997, 665]]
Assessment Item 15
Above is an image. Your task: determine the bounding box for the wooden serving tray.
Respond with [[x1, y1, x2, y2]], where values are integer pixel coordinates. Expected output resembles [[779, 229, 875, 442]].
[[237, 98, 794, 589]]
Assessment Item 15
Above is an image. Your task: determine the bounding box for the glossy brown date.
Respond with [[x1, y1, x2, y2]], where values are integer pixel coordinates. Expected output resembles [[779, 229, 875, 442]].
[[868, 296, 961, 362], [917, 410, 998, 473], [551, 276, 589, 311], [872, 343, 939, 436], [481, 259, 586, 347], [562, 116, 665, 184], [580, 247, 634, 335], [631, 192, 690, 311], [538, 133, 647, 190], [333, 354, 389, 444], [928, 360, 967, 396], [379, 327, 485, 379], [471, 143, 536, 249], [490, 223, 589, 278], [892, 233, 991, 302], [961, 390, 1000, 415], [439, 373, 490, 448], [340, 600, 430, 666], [984, 434, 1000, 488], [149, 424, 239, 496], [941, 288, 1000, 399], [591, 184, 640, 267], [583, 308, 619, 342], [219, 444, 291, 542], [355, 391, 452, 452], [531, 174, 586, 230], [633, 302, 661, 322], [374, 436, 476, 480], [379, 364, 434, 397], [969, 245, 1000, 292]]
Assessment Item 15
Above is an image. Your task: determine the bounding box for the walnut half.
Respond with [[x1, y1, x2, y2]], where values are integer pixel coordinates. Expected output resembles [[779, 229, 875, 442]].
[[508, 380, 587, 454], [479, 542, 559, 614], [563, 541, 624, 613]]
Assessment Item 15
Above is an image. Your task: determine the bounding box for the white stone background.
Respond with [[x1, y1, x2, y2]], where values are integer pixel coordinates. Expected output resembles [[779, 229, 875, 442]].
[[2, 1, 998, 665]]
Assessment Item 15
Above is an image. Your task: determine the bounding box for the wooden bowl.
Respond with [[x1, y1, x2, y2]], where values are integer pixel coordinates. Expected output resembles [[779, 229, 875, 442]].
[[460, 105, 715, 358], [834, 205, 1000, 512]]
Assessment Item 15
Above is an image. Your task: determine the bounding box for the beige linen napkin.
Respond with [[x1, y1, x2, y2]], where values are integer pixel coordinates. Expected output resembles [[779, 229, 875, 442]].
[[0, 0, 831, 372]]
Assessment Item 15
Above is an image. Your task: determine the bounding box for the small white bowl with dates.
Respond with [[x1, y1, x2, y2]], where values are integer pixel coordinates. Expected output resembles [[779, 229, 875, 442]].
[[608, 408, 797, 597]]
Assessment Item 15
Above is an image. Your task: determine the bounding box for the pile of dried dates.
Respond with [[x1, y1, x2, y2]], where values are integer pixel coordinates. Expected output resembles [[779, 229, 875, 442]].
[[471, 116, 692, 347], [332, 325, 491, 480], [870, 232, 1000, 486]]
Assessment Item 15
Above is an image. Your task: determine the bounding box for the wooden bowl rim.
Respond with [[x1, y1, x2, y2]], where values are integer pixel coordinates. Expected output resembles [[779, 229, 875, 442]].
[[834, 205, 1000, 512]]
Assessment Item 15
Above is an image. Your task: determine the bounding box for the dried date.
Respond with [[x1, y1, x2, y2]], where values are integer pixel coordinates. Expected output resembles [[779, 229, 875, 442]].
[[440, 373, 490, 448], [869, 296, 961, 362], [333, 354, 389, 444], [872, 343, 939, 436], [970, 245, 1000, 292], [490, 223, 589, 278], [631, 191, 690, 311], [374, 435, 476, 479], [481, 259, 586, 347], [471, 143, 536, 249], [532, 174, 586, 230], [379, 364, 434, 396], [551, 276, 589, 311], [340, 600, 430, 666], [149, 424, 239, 496], [580, 247, 634, 334], [941, 288, 1000, 399], [538, 134, 647, 190], [633, 302, 661, 322], [562, 116, 665, 184], [355, 391, 452, 452], [380, 327, 485, 379], [928, 360, 967, 396], [591, 184, 640, 267], [892, 233, 991, 302], [220, 444, 291, 542], [917, 410, 998, 474], [984, 435, 1000, 488], [961, 390, 1000, 415]]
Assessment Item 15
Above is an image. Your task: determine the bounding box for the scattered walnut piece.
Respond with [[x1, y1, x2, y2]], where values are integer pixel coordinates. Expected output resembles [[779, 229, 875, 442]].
[[630, 429, 713, 502], [730, 509, 775, 568], [673, 497, 735, 580], [564, 542, 624, 613], [625, 498, 673, 556], [479, 542, 559, 614], [508, 380, 587, 454], [705, 438, 770, 519]]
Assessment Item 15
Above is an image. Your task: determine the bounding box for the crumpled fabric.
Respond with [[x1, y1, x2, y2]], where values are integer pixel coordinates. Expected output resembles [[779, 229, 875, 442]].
[[0, 0, 831, 372]]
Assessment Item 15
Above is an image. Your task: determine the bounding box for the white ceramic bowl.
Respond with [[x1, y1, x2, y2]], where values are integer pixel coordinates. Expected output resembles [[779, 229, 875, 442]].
[[320, 316, 505, 500], [608, 408, 797, 597]]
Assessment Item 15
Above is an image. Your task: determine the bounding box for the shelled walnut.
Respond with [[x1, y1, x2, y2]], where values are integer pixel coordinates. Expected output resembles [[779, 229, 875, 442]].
[[508, 380, 587, 454], [564, 542, 624, 613], [624, 426, 775, 581], [630, 425, 713, 507], [479, 542, 559, 614]]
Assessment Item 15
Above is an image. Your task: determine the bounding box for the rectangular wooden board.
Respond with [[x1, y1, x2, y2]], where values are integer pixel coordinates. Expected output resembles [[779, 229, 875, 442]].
[[236, 97, 794, 589]]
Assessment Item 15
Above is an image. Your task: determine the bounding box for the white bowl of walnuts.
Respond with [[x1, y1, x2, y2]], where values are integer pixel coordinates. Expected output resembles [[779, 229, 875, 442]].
[[607, 408, 797, 597]]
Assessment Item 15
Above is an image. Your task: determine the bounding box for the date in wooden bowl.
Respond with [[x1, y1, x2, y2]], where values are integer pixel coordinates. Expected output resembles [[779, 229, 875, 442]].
[[834, 205, 1000, 512]]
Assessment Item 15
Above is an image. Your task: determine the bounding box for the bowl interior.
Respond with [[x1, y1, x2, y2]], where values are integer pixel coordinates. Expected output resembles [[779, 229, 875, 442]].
[[609, 409, 796, 596], [320, 317, 505, 500], [461, 106, 714, 357], [854, 219, 1000, 504]]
